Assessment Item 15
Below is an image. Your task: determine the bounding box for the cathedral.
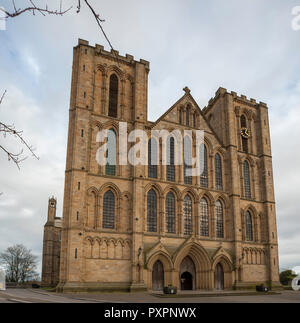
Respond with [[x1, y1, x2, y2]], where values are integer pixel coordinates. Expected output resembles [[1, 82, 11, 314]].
[[42, 39, 281, 292]]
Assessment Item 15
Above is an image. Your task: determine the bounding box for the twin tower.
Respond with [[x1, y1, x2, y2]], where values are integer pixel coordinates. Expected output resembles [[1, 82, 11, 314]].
[[42, 39, 281, 292]]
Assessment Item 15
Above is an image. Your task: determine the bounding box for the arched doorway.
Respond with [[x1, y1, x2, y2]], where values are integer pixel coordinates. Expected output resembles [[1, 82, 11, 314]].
[[152, 260, 164, 291], [181, 272, 193, 290], [180, 256, 196, 290], [214, 263, 224, 290]]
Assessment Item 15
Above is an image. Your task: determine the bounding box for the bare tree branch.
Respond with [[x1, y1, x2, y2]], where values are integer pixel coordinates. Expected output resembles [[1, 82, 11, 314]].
[[0, 0, 72, 18], [1, 1, 118, 60], [0, 90, 39, 169]]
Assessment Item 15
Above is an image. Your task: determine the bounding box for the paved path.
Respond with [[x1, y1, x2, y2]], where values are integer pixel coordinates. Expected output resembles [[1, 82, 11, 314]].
[[0, 289, 299, 303]]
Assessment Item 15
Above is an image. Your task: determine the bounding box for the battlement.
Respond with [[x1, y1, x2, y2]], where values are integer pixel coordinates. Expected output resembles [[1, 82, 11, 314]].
[[204, 87, 267, 113], [77, 39, 150, 68]]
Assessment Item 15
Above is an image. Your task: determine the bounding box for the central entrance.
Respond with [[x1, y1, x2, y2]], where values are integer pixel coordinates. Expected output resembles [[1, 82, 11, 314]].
[[180, 256, 196, 290]]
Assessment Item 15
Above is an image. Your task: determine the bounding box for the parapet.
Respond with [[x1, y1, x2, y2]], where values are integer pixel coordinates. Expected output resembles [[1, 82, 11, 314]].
[[205, 86, 267, 112], [76, 39, 150, 68]]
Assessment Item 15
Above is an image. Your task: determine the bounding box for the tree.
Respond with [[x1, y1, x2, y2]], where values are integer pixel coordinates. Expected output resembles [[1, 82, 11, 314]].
[[279, 270, 297, 286], [0, 244, 38, 283], [0, 90, 39, 169]]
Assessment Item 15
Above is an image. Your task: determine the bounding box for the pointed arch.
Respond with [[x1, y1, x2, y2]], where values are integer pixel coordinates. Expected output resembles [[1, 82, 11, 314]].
[[245, 210, 253, 241], [243, 160, 251, 199], [200, 197, 209, 237], [148, 137, 158, 179], [184, 135, 192, 185], [214, 153, 223, 190], [147, 189, 158, 232], [165, 191, 176, 234], [108, 73, 118, 118], [200, 143, 208, 188], [215, 200, 224, 238], [166, 135, 176, 182]]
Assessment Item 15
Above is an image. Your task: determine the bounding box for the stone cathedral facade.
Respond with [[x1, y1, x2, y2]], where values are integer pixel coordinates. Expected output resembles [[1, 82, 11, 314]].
[[42, 39, 281, 292]]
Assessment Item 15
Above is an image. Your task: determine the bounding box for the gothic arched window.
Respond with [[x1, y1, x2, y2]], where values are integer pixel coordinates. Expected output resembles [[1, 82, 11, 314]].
[[200, 144, 208, 188], [193, 113, 196, 128], [200, 198, 209, 237], [186, 106, 190, 126], [166, 192, 176, 233], [108, 74, 118, 118], [166, 136, 175, 182], [184, 136, 192, 185], [183, 195, 192, 235], [241, 115, 248, 153], [147, 189, 157, 232], [148, 138, 158, 179], [105, 129, 116, 176], [245, 211, 253, 241], [103, 190, 115, 229], [216, 200, 224, 238], [243, 160, 251, 199], [179, 109, 182, 124], [215, 153, 223, 190]]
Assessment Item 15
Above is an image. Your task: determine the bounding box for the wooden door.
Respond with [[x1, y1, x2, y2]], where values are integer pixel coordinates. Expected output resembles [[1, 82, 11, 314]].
[[152, 260, 164, 291], [214, 263, 224, 290]]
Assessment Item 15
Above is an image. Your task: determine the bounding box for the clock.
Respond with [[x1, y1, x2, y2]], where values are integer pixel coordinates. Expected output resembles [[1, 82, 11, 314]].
[[241, 127, 251, 139], [50, 202, 55, 208]]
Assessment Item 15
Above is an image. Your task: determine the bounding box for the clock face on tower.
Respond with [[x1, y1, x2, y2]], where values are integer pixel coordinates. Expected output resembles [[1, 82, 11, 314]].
[[50, 202, 55, 208], [241, 127, 251, 139]]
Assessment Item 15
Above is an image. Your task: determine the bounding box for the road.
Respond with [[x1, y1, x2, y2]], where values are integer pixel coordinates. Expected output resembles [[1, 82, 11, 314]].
[[0, 289, 299, 303]]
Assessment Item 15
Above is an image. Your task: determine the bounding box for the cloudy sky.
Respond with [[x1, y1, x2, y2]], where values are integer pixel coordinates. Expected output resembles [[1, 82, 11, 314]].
[[0, 0, 300, 275]]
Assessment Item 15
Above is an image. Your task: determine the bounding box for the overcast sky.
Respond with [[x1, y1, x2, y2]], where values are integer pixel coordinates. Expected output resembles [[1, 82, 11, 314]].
[[0, 0, 300, 275]]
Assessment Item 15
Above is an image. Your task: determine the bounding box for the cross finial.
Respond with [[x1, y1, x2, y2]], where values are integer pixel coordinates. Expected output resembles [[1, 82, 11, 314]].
[[183, 86, 191, 94]]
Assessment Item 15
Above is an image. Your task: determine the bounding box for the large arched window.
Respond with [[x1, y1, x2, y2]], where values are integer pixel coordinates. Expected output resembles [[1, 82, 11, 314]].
[[184, 136, 192, 185], [105, 129, 116, 176], [215, 153, 223, 190], [241, 115, 248, 153], [147, 189, 157, 232], [200, 198, 209, 237], [166, 136, 175, 182], [245, 211, 253, 241], [165, 192, 176, 233], [200, 144, 208, 188], [215, 200, 224, 238], [103, 190, 115, 229], [243, 160, 251, 199], [108, 74, 118, 118], [148, 138, 158, 179], [183, 195, 192, 235]]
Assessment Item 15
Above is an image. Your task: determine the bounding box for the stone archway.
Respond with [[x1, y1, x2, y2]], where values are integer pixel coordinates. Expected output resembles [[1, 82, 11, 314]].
[[212, 255, 233, 290], [174, 242, 212, 290], [152, 260, 164, 291], [179, 256, 196, 290]]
